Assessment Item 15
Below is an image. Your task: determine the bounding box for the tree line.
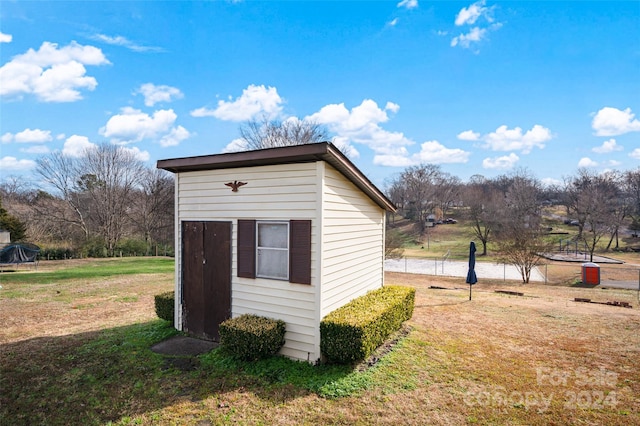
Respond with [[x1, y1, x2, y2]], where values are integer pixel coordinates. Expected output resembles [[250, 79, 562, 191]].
[[387, 165, 640, 282], [1, 144, 174, 258], [1, 124, 638, 272]]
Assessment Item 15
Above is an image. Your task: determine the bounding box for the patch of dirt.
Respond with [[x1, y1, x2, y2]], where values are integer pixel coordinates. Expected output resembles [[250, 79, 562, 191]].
[[0, 272, 172, 344], [355, 324, 413, 372], [162, 356, 201, 372]]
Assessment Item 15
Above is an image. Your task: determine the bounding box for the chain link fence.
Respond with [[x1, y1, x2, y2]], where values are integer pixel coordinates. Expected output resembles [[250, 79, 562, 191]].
[[385, 254, 640, 289]]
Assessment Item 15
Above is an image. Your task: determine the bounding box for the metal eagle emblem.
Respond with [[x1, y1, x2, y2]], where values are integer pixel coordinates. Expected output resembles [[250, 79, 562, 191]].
[[225, 181, 247, 192]]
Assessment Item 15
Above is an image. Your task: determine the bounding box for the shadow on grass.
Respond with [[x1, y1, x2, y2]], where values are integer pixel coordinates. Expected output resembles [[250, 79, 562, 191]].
[[0, 320, 365, 425], [570, 282, 598, 288]]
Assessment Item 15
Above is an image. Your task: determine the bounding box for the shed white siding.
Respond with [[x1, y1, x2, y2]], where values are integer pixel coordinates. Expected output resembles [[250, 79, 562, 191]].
[[175, 162, 322, 361], [319, 164, 385, 318], [167, 147, 392, 363]]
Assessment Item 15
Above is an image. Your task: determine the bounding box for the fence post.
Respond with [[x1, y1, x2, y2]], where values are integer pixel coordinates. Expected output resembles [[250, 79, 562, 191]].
[[545, 264, 548, 285]]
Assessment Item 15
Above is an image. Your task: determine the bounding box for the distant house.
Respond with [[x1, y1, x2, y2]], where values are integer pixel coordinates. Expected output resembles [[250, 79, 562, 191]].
[[0, 230, 9, 249], [157, 142, 396, 362]]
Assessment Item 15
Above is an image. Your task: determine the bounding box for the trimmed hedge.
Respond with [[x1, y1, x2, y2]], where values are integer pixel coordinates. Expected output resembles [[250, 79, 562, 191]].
[[154, 291, 174, 322], [320, 285, 415, 364], [219, 314, 286, 361]]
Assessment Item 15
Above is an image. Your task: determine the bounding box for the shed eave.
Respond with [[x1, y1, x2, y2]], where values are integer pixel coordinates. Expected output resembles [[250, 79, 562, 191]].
[[157, 142, 397, 212]]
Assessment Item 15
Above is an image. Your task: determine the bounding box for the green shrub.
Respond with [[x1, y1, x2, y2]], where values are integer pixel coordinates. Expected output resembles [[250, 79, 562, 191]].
[[320, 285, 415, 364], [81, 236, 108, 258], [219, 314, 286, 361], [116, 238, 149, 256], [154, 291, 174, 322], [39, 246, 75, 260]]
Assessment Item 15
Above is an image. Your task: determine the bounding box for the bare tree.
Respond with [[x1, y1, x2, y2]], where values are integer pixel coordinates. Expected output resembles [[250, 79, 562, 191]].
[[35, 144, 146, 256], [385, 175, 408, 213], [394, 164, 441, 232], [462, 177, 503, 256], [433, 172, 461, 218], [128, 169, 175, 252], [624, 168, 640, 234], [79, 144, 146, 256], [385, 228, 405, 259], [493, 170, 550, 283], [496, 226, 550, 283], [239, 116, 329, 150], [564, 169, 620, 261], [601, 171, 628, 250], [35, 151, 90, 240]]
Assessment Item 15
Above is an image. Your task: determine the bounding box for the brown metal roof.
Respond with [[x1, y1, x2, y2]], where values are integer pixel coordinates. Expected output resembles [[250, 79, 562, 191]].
[[157, 142, 396, 212]]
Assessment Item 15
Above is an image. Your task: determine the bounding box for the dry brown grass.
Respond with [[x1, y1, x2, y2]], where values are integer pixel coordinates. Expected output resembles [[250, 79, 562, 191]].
[[1, 261, 639, 425]]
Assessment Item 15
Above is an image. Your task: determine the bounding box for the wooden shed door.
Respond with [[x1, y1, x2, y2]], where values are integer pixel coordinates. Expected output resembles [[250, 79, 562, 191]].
[[181, 221, 231, 341]]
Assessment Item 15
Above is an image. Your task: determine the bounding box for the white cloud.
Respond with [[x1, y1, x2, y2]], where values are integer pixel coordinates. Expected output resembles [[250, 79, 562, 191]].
[[385, 101, 400, 113], [592, 107, 640, 136], [410, 140, 470, 164], [335, 142, 360, 159], [451, 1, 500, 50], [22, 145, 51, 154], [457, 130, 480, 141], [136, 83, 183, 107], [63, 135, 97, 157], [373, 141, 470, 167], [0, 156, 36, 170], [482, 124, 552, 153], [388, 18, 399, 27], [307, 99, 470, 167], [120, 146, 151, 162], [578, 157, 598, 167], [451, 27, 487, 48], [191, 84, 283, 121], [373, 152, 414, 168], [0, 41, 109, 102], [630, 148, 640, 160], [307, 99, 413, 166], [592, 138, 623, 154], [455, 0, 491, 26], [101, 107, 190, 146], [0, 32, 12, 43], [222, 138, 249, 153], [16, 128, 53, 143], [2, 128, 53, 143], [482, 153, 519, 169], [89, 34, 162, 52], [397, 0, 418, 10], [541, 177, 563, 187], [159, 125, 191, 147]]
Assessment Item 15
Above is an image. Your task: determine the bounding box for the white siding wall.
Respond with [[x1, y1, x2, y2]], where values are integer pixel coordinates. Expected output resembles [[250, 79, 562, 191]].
[[319, 164, 385, 318], [176, 163, 321, 362]]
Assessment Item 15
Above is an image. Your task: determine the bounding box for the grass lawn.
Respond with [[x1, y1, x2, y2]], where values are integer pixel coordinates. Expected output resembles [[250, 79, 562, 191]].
[[1, 258, 639, 425]]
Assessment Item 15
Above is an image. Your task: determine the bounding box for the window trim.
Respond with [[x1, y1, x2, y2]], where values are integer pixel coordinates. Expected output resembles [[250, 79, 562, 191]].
[[256, 220, 290, 281]]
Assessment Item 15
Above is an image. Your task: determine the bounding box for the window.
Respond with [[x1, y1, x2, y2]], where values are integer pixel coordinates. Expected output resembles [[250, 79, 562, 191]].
[[256, 221, 289, 280], [237, 219, 311, 284]]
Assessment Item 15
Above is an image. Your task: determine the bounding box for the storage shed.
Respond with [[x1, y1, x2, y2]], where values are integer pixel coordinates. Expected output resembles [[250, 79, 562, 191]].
[[157, 142, 396, 362]]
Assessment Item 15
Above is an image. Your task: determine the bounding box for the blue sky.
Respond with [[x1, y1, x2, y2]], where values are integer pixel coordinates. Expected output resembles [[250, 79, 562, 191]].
[[1, 0, 639, 190]]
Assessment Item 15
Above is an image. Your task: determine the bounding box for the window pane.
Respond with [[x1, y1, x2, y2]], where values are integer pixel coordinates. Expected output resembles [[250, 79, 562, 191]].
[[258, 223, 288, 248], [257, 248, 288, 280]]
